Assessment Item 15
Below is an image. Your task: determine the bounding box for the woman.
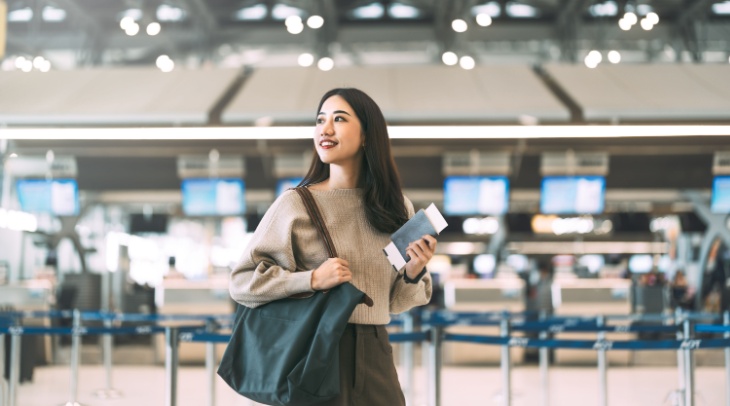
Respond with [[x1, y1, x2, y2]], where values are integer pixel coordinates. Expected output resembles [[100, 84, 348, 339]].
[[229, 87, 436, 405]]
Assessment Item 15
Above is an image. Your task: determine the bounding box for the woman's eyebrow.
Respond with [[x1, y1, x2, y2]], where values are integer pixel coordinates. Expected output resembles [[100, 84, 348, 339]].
[[317, 110, 352, 116]]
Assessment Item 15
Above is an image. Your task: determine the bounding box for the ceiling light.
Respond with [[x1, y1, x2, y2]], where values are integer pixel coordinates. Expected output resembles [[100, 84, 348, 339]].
[[317, 57, 334, 71], [1, 59, 15, 71], [121, 8, 143, 23], [298, 53, 314, 67], [146, 22, 161, 36], [42, 6, 67, 22], [505, 2, 539, 18], [352, 3, 385, 19], [4, 125, 730, 141], [451, 19, 468, 32], [285, 15, 302, 27], [14, 57, 32, 72], [640, 18, 653, 30], [588, 1, 618, 17], [8, 7, 33, 22], [636, 4, 653, 16], [587, 50, 602, 64], [442, 51, 458, 66], [618, 18, 632, 31], [388, 3, 420, 19], [156, 4, 185, 22], [713, 1, 730, 15], [120, 16, 135, 30], [459, 55, 475, 70], [476, 13, 492, 27], [125, 23, 140, 36], [14, 56, 28, 69], [235, 4, 267, 21], [32, 56, 46, 70], [272, 4, 303, 21], [20, 61, 33, 72], [39, 61, 51, 73], [623, 12, 637, 25], [584, 51, 601, 68], [307, 15, 324, 29], [471, 2, 501, 18], [608, 50, 621, 64], [286, 22, 304, 34], [646, 12, 659, 25], [156, 55, 174, 73]]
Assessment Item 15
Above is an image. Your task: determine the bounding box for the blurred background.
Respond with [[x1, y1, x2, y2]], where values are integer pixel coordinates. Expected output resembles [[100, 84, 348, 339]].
[[1, 0, 730, 369]]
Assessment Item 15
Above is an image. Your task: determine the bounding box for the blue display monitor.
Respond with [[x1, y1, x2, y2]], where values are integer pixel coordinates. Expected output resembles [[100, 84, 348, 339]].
[[16, 178, 79, 216], [276, 177, 304, 197], [711, 175, 730, 213], [540, 176, 605, 215], [443, 176, 510, 215], [181, 178, 245, 216]]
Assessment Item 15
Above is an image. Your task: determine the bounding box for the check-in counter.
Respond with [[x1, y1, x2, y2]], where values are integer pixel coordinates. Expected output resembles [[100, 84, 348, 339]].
[[552, 278, 633, 366], [154, 278, 233, 364], [0, 280, 55, 363], [441, 278, 526, 365]]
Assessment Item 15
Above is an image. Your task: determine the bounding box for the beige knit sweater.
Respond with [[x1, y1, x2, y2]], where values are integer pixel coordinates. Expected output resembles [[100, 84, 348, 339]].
[[229, 188, 432, 325]]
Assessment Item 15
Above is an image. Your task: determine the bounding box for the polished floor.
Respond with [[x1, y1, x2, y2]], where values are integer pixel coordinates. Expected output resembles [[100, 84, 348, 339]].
[[4, 363, 726, 406]]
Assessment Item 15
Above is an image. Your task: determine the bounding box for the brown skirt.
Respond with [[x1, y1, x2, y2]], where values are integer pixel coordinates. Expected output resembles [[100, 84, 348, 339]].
[[316, 323, 406, 406]]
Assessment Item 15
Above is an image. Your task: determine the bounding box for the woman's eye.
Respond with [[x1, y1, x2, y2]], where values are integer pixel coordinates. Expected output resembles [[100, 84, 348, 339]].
[[334, 116, 346, 122], [315, 117, 324, 124]]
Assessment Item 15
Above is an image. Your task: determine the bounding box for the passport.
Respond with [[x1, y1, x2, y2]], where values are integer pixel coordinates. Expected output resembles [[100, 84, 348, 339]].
[[383, 203, 448, 271]]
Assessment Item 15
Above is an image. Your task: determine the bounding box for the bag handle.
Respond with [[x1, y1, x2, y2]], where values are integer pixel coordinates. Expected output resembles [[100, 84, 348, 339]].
[[295, 187, 338, 258], [294, 187, 374, 307]]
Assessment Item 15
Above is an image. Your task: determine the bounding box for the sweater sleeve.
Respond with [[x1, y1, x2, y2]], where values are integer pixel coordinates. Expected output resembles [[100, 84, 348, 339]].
[[229, 191, 314, 308], [389, 196, 433, 314]]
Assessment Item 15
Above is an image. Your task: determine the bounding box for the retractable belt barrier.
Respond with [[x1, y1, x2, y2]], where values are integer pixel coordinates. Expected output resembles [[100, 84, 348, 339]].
[[2, 309, 730, 406]]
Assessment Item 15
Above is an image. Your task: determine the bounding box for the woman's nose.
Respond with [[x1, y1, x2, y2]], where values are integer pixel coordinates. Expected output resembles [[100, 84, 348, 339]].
[[321, 118, 334, 135]]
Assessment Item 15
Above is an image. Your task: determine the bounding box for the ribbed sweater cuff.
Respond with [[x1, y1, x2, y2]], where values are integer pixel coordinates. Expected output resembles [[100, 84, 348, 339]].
[[288, 270, 315, 294]]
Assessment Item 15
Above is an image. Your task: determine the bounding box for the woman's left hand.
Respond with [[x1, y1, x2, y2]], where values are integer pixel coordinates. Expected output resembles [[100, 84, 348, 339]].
[[404, 235, 437, 279]]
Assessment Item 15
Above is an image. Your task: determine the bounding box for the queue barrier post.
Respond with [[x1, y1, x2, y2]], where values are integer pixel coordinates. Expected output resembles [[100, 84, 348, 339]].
[[0, 332, 5, 406], [165, 326, 180, 406], [596, 315, 607, 406], [205, 319, 217, 406], [725, 311, 730, 406], [428, 326, 442, 406], [538, 312, 549, 406], [8, 327, 20, 406], [65, 309, 85, 406], [674, 308, 686, 405], [683, 316, 695, 406], [499, 312, 511, 406], [95, 317, 122, 399]]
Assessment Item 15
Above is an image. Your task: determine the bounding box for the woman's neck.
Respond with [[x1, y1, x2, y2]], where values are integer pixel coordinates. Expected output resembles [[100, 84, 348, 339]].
[[323, 162, 360, 190]]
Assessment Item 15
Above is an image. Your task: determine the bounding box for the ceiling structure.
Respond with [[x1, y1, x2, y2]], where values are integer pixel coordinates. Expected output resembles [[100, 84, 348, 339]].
[[3, 0, 730, 72], [2, 0, 730, 219]]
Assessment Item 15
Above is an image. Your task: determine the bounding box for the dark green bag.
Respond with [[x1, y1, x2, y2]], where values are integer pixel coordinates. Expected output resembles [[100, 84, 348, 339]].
[[217, 187, 371, 406]]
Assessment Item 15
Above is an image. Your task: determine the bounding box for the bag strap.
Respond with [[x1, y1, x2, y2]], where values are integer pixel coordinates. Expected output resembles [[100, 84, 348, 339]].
[[294, 187, 374, 307], [294, 187, 338, 258]]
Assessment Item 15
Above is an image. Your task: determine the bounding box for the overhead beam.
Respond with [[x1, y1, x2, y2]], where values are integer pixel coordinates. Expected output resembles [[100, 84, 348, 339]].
[[48, 0, 101, 33], [676, 0, 717, 61], [555, 0, 592, 63], [183, 0, 218, 33]]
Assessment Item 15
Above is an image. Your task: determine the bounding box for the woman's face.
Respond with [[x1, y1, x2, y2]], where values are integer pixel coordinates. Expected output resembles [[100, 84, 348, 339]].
[[314, 95, 364, 166]]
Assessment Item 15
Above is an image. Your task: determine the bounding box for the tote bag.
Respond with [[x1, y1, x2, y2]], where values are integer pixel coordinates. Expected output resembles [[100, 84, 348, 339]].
[[218, 187, 370, 406]]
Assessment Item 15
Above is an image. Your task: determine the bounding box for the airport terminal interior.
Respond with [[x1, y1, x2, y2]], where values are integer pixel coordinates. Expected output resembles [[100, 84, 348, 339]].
[[2, 1, 730, 405]]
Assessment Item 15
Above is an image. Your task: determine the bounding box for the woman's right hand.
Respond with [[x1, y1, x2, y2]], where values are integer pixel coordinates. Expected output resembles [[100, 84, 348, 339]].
[[311, 258, 352, 290]]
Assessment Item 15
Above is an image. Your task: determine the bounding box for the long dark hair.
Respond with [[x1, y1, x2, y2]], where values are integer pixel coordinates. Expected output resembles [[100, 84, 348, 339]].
[[299, 88, 408, 234]]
